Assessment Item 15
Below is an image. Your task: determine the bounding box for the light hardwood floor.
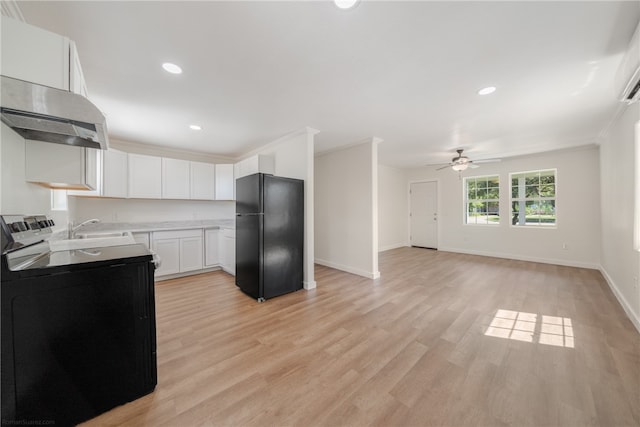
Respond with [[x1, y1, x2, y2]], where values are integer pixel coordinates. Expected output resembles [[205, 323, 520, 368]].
[[83, 247, 640, 426]]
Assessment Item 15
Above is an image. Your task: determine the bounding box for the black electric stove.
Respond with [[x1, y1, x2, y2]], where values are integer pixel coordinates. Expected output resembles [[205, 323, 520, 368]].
[[1, 214, 157, 427]]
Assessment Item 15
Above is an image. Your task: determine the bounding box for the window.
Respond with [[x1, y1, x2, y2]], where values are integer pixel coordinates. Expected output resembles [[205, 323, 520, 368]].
[[465, 175, 500, 225], [510, 169, 556, 227], [51, 189, 68, 211]]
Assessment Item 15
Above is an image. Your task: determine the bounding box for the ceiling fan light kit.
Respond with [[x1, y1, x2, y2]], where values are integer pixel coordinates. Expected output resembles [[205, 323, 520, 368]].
[[434, 149, 501, 171]]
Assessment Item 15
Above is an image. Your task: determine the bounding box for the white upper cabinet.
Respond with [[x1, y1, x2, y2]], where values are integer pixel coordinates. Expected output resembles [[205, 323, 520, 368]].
[[102, 150, 128, 198], [128, 154, 161, 199], [1, 16, 69, 90], [215, 164, 235, 200], [190, 161, 216, 200], [235, 154, 275, 179], [162, 158, 190, 199], [69, 41, 88, 97], [1, 16, 87, 96], [25, 140, 97, 190]]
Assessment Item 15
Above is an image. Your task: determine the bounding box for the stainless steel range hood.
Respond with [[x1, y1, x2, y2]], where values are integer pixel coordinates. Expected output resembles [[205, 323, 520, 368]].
[[0, 76, 109, 150]]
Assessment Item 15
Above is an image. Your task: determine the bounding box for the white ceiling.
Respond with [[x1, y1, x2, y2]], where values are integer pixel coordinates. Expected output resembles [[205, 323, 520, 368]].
[[15, 1, 640, 168]]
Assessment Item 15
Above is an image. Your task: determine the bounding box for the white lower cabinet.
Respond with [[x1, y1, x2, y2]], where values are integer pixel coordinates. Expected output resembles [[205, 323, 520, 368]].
[[204, 229, 220, 267], [152, 229, 202, 277], [152, 238, 180, 276], [220, 228, 235, 276], [180, 237, 204, 272]]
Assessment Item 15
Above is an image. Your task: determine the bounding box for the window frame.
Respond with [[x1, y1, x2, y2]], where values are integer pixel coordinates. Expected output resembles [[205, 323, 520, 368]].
[[50, 189, 68, 211], [509, 168, 557, 229], [463, 174, 501, 226]]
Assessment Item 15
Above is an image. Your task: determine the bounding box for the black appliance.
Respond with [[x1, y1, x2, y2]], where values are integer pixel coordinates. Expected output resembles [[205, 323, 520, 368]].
[[1, 214, 157, 427], [236, 173, 304, 301]]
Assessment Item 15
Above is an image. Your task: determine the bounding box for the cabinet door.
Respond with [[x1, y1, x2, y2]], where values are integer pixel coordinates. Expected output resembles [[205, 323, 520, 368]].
[[1, 16, 70, 91], [180, 237, 203, 272], [103, 150, 128, 198], [204, 229, 220, 267], [190, 162, 215, 200], [235, 155, 275, 179], [25, 140, 87, 189], [162, 158, 190, 199], [66, 148, 101, 196], [128, 154, 161, 199], [69, 41, 88, 97], [215, 164, 235, 200], [223, 236, 236, 276], [85, 147, 98, 191], [152, 238, 180, 276]]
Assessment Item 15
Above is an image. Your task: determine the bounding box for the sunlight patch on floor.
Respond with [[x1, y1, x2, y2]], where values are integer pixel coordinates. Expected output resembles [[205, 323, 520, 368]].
[[485, 309, 574, 348]]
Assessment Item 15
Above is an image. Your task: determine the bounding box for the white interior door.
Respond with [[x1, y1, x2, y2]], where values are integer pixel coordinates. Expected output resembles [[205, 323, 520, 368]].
[[410, 181, 438, 249]]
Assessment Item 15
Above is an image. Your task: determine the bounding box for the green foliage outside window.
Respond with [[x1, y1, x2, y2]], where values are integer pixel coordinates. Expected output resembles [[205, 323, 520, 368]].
[[465, 176, 500, 225], [511, 170, 556, 226]]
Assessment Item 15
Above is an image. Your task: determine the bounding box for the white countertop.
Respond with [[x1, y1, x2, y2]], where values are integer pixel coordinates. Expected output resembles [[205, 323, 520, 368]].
[[72, 219, 235, 235]]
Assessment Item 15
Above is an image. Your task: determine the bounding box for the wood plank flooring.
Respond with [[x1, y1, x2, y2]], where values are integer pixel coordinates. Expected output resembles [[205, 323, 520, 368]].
[[82, 247, 640, 426]]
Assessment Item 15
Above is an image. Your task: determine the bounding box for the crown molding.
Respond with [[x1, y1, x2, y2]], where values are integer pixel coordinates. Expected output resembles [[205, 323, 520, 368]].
[[315, 136, 383, 158], [237, 126, 320, 161], [109, 138, 236, 164], [1, 0, 25, 21]]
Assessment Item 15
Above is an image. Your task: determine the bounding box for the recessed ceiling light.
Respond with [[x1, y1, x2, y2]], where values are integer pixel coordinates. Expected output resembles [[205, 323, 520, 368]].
[[162, 62, 182, 74], [478, 86, 497, 95], [189, 124, 202, 131], [334, 0, 359, 10]]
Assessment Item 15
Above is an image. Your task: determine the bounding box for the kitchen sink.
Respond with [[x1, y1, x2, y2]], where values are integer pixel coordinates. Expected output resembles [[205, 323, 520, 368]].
[[49, 232, 135, 252], [76, 231, 131, 239]]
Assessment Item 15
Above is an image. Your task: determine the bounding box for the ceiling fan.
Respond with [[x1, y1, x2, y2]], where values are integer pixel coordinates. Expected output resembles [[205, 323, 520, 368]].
[[435, 149, 501, 171]]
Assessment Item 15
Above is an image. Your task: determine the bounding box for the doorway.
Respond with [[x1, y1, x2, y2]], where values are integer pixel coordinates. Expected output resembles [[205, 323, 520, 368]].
[[410, 181, 438, 249]]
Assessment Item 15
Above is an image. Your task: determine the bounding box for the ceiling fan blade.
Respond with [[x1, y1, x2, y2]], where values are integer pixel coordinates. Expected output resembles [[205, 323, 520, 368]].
[[435, 164, 452, 170], [469, 164, 480, 169], [472, 158, 501, 164]]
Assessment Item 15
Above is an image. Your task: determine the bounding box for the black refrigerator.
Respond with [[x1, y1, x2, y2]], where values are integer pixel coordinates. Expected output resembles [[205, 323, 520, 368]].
[[236, 173, 304, 301]]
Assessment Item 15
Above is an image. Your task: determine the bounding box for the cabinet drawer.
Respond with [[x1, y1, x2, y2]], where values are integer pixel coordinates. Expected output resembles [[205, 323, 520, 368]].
[[152, 229, 202, 240]]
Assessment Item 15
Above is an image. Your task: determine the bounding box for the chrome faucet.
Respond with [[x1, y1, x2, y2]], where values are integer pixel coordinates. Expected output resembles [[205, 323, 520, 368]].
[[68, 218, 100, 239]]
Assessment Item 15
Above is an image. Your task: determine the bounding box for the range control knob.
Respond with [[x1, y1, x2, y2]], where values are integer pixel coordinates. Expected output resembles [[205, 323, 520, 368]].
[[11, 222, 27, 232]]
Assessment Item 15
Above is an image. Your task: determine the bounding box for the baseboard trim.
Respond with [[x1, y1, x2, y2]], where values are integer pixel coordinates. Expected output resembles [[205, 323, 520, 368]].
[[303, 280, 317, 290], [314, 258, 380, 279], [437, 246, 600, 270], [599, 266, 640, 334], [155, 266, 223, 282]]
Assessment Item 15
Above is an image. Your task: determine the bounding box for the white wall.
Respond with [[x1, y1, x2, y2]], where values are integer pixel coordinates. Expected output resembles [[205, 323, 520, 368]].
[[406, 146, 601, 269], [0, 123, 69, 228], [240, 127, 317, 288], [69, 197, 234, 223], [378, 164, 408, 251], [600, 102, 640, 332], [315, 139, 380, 279]]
